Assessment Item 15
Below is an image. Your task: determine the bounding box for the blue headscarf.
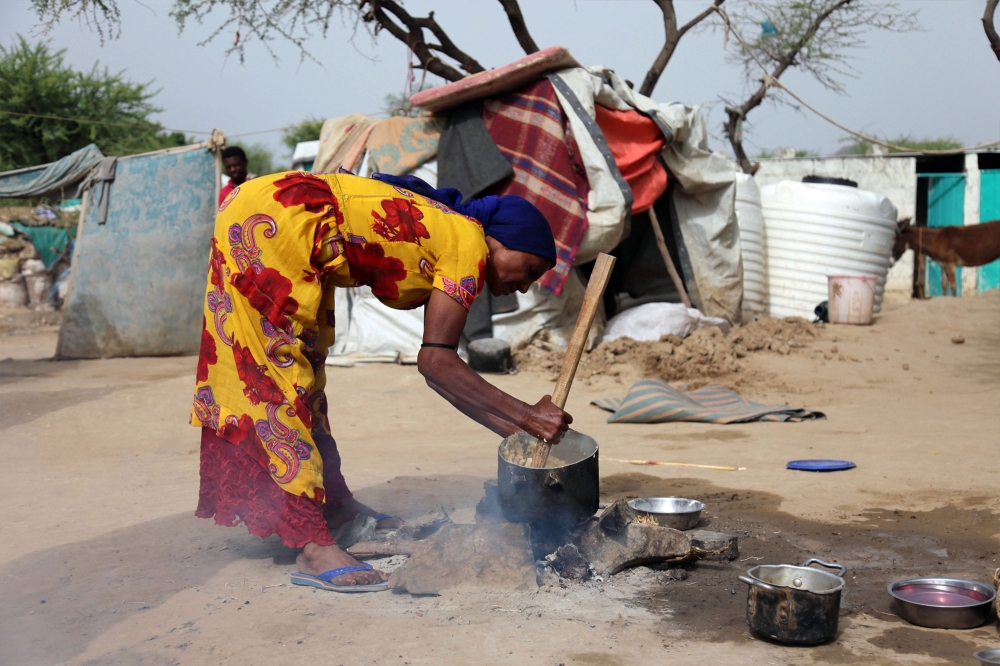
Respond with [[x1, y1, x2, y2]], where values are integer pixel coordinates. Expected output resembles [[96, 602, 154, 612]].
[[372, 173, 556, 267]]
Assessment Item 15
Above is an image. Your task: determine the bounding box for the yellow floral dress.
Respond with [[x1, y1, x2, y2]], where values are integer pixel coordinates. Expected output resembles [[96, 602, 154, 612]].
[[192, 172, 489, 533]]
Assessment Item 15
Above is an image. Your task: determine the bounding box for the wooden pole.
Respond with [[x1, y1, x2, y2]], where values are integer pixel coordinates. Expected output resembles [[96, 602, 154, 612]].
[[648, 207, 692, 308], [606, 458, 742, 472], [529, 253, 616, 468]]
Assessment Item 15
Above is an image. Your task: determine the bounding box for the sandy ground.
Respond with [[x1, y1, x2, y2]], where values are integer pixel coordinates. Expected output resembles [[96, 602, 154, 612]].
[[1, 293, 998, 665]]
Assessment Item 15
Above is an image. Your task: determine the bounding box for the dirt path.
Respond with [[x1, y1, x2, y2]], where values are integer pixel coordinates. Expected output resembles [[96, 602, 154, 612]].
[[1, 292, 997, 665]]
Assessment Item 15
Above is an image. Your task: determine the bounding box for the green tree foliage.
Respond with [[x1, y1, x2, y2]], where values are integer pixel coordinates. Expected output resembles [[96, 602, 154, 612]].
[[382, 83, 434, 118], [243, 143, 277, 176], [842, 135, 964, 155], [281, 117, 324, 152], [0, 36, 187, 171]]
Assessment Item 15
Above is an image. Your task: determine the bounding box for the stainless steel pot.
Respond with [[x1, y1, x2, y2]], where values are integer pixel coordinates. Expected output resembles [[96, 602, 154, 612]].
[[739, 558, 847, 645]]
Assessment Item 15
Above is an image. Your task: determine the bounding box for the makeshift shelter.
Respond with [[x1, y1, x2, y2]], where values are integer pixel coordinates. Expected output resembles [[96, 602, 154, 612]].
[[0, 143, 104, 199], [0, 139, 223, 357], [0, 144, 109, 310], [56, 142, 221, 358], [316, 47, 743, 364]]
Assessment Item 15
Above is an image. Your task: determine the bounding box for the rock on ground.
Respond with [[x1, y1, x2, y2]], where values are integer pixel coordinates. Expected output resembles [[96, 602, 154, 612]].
[[396, 504, 451, 540], [389, 523, 537, 595], [688, 529, 739, 562], [576, 520, 691, 577]]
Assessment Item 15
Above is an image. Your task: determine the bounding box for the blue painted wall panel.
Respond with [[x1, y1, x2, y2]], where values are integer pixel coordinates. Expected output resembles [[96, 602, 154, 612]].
[[979, 170, 1000, 293], [923, 174, 964, 297], [57, 147, 216, 358]]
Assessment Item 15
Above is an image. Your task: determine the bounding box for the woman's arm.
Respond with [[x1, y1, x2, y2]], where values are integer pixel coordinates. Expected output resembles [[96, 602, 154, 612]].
[[417, 289, 572, 442]]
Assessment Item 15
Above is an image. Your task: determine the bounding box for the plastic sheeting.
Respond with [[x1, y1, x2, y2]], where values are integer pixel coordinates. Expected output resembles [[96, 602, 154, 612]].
[[9, 222, 70, 268], [550, 66, 743, 324], [57, 144, 216, 358], [0, 144, 104, 198]]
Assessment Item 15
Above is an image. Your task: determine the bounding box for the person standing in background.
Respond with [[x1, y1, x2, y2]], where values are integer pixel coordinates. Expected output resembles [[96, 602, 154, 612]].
[[218, 146, 257, 205]]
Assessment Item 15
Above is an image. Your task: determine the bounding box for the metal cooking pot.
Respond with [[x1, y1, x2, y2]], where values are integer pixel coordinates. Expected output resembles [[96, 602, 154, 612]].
[[497, 429, 599, 534], [739, 558, 847, 645]]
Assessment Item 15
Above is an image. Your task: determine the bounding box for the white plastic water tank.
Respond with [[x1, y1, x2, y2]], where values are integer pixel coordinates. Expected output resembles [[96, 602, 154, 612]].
[[734, 173, 765, 320], [759, 181, 897, 319]]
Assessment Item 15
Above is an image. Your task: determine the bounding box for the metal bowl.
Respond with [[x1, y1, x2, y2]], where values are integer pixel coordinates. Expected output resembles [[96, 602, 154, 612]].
[[975, 649, 1000, 665], [887, 577, 997, 629], [627, 497, 705, 530]]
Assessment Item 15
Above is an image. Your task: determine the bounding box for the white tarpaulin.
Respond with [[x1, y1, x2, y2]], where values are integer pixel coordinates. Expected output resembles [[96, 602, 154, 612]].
[[549, 66, 743, 324]]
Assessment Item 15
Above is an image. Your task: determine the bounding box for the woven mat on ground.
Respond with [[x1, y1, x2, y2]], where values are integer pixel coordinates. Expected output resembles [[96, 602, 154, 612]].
[[482, 78, 590, 295], [593, 379, 825, 424]]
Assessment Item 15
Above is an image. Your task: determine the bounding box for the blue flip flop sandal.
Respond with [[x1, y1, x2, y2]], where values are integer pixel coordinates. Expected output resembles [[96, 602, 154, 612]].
[[290, 563, 389, 593]]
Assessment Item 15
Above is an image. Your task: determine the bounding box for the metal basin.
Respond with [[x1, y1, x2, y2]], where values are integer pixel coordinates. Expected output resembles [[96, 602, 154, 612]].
[[628, 497, 705, 530], [975, 649, 1000, 665], [888, 577, 996, 629], [497, 429, 599, 534]]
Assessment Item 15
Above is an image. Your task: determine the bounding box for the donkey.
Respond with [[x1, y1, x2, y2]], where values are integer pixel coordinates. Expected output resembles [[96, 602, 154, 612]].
[[892, 218, 1000, 297]]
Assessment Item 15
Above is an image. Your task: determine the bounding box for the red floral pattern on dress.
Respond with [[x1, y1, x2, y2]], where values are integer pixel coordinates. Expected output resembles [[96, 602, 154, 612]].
[[272, 172, 343, 219], [209, 237, 226, 290], [371, 198, 431, 245], [232, 340, 285, 406], [308, 221, 343, 280], [292, 384, 313, 430], [196, 427, 334, 548], [343, 242, 408, 301], [218, 413, 269, 467], [197, 316, 217, 382], [231, 267, 299, 329]]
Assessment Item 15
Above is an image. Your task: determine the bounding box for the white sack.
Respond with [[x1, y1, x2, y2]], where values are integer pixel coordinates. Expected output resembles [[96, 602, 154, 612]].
[[602, 302, 728, 344]]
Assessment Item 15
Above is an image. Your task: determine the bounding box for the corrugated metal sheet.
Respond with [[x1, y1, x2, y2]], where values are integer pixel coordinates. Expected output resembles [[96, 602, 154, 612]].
[[57, 145, 216, 358]]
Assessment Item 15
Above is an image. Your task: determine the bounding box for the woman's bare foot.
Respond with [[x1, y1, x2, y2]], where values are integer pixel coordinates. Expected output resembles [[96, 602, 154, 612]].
[[327, 496, 404, 530], [296, 542, 387, 586]]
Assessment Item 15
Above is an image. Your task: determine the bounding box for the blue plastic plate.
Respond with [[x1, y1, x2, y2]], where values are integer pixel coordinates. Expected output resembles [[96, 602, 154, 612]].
[[787, 459, 856, 472]]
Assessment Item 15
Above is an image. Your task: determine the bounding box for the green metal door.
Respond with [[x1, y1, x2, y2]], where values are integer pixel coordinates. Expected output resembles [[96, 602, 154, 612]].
[[923, 174, 965, 297], [979, 170, 1000, 293]]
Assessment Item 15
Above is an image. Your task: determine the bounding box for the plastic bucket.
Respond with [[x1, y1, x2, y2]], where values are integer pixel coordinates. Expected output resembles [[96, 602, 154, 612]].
[[827, 275, 877, 325]]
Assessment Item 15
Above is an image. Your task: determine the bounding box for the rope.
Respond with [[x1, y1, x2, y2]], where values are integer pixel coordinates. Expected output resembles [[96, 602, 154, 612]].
[[0, 110, 212, 135], [712, 7, 1000, 156]]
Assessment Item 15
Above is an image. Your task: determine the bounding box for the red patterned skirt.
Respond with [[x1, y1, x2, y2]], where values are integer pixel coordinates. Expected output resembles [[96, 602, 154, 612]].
[[195, 427, 353, 548]]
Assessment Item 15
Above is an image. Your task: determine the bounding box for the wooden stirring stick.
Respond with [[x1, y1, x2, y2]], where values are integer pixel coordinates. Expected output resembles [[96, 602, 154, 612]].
[[529, 253, 616, 468]]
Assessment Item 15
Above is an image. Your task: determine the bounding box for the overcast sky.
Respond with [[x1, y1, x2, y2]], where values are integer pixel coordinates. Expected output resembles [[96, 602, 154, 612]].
[[3, 0, 997, 165]]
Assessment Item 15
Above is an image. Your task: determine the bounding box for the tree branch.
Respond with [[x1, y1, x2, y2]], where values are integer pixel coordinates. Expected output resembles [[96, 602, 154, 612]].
[[985, 0, 1000, 62], [498, 0, 540, 55], [640, 0, 724, 97], [414, 12, 485, 74], [723, 0, 853, 173], [361, 0, 482, 82]]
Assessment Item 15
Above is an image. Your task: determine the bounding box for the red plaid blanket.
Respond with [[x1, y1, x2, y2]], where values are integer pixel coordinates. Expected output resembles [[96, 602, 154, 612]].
[[482, 79, 590, 294]]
